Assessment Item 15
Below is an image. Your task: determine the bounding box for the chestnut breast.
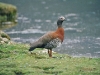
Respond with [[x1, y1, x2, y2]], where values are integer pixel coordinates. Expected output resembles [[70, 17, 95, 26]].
[[53, 27, 64, 42]]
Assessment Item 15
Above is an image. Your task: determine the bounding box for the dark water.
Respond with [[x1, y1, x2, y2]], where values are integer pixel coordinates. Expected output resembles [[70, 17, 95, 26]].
[[1, 0, 100, 57]]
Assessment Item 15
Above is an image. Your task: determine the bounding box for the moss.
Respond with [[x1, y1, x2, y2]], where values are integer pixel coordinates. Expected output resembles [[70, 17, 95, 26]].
[[0, 2, 17, 23]]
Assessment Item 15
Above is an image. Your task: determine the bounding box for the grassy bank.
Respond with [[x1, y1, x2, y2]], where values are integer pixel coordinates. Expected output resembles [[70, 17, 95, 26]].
[[0, 43, 100, 75], [0, 2, 17, 23]]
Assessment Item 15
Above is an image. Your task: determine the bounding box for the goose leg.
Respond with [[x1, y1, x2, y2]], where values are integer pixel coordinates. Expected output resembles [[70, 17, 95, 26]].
[[48, 49, 52, 57]]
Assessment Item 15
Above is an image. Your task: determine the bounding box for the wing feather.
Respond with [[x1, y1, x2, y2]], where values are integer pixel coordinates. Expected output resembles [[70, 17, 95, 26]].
[[30, 31, 56, 49]]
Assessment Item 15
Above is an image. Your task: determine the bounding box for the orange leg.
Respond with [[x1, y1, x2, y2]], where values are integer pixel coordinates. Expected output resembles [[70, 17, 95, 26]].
[[48, 50, 50, 55], [48, 49, 52, 57]]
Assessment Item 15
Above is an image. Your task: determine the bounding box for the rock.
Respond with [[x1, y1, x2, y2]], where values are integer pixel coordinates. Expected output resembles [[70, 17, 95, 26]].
[[38, 49, 57, 54], [0, 36, 2, 41], [8, 41, 16, 45], [0, 41, 5, 44], [0, 30, 17, 45], [1, 21, 18, 25], [2, 38, 9, 43], [0, 30, 10, 40], [0, 30, 11, 44]]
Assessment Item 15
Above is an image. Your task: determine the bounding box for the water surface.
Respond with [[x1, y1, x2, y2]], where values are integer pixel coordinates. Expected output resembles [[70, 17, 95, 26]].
[[1, 0, 100, 57]]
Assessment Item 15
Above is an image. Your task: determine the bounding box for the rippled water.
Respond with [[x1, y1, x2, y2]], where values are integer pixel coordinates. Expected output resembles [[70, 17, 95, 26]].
[[1, 0, 100, 57]]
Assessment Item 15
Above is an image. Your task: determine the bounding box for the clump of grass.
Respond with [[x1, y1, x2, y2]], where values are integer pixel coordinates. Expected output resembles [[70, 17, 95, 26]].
[[0, 43, 100, 75], [0, 2, 17, 23]]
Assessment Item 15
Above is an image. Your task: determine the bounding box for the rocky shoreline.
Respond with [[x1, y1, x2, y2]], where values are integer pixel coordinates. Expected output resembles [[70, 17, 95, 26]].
[[0, 2, 17, 44], [0, 30, 15, 44]]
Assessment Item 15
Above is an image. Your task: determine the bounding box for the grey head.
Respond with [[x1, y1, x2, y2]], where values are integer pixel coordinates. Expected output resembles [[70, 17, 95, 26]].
[[57, 16, 65, 27]]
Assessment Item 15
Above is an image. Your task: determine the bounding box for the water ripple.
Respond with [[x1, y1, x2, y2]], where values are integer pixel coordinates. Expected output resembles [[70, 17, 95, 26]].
[[6, 29, 46, 34]]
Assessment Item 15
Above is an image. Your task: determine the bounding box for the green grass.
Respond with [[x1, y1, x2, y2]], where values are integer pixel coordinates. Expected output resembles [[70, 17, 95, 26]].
[[0, 43, 100, 75]]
